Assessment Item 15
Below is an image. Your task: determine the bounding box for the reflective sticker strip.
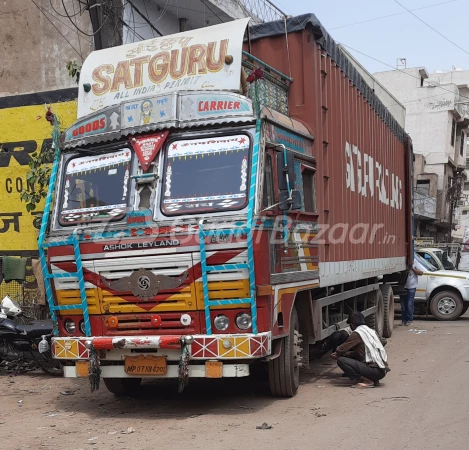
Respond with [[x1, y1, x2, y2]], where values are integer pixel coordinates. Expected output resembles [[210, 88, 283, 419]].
[[422, 273, 466, 280], [190, 332, 271, 359]]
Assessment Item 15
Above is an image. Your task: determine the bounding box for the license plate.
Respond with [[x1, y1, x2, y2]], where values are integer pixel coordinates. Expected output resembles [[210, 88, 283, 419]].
[[124, 355, 167, 376]]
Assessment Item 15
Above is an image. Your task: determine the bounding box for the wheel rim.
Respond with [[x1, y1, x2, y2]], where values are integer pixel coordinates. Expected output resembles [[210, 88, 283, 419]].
[[437, 297, 457, 315]]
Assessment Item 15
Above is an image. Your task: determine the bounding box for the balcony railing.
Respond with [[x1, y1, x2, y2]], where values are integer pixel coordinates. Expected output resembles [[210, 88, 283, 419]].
[[242, 51, 292, 115]]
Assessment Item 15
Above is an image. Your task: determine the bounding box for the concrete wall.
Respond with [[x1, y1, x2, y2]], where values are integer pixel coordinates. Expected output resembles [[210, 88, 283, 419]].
[[0, 0, 93, 96]]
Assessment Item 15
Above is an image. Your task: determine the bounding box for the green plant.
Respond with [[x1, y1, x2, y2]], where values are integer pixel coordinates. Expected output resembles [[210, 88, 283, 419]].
[[66, 60, 82, 84], [21, 114, 61, 217], [20, 143, 54, 213]]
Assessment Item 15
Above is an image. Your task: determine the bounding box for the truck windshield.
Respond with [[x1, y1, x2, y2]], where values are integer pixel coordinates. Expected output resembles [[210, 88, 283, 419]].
[[161, 134, 250, 215], [59, 149, 131, 225]]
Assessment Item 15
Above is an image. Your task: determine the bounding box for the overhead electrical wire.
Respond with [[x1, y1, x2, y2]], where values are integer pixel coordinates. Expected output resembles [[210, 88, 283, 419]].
[[30, 0, 83, 60], [142, 0, 155, 38], [393, 0, 469, 57], [128, 0, 163, 36], [60, 0, 110, 37], [49, 0, 83, 17], [340, 42, 469, 104], [241, 1, 469, 106], [329, 0, 461, 30]]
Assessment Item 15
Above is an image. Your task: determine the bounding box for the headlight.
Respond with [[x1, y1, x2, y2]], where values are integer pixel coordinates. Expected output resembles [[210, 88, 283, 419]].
[[64, 319, 76, 334], [213, 315, 230, 331], [79, 320, 86, 335], [236, 313, 252, 330]]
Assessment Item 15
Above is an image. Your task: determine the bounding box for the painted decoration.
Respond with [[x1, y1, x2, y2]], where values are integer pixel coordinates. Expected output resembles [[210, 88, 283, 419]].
[[77, 18, 250, 118], [179, 92, 253, 121], [122, 95, 177, 129], [64, 107, 120, 142], [264, 122, 313, 155], [130, 131, 169, 171]]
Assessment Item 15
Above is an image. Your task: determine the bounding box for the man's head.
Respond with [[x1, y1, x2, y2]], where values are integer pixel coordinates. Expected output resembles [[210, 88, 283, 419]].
[[347, 312, 366, 330]]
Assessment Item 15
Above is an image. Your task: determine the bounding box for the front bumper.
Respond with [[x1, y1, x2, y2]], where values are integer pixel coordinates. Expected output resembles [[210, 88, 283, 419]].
[[52, 332, 271, 360]]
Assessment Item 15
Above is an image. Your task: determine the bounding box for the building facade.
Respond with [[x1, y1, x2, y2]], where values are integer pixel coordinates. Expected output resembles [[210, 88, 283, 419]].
[[374, 67, 468, 242]]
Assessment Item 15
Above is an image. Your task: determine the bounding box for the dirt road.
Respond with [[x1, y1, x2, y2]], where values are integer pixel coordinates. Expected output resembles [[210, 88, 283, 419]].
[[1, 316, 468, 450]]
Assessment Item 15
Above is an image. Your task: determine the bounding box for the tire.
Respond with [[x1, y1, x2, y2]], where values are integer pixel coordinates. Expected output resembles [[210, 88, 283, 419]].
[[40, 361, 64, 377], [461, 304, 469, 316], [365, 288, 384, 337], [103, 377, 142, 395], [380, 285, 395, 338], [429, 291, 463, 321], [268, 307, 301, 397]]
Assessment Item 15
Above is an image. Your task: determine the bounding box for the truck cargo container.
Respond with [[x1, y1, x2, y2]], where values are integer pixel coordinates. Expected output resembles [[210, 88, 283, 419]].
[[39, 14, 412, 397]]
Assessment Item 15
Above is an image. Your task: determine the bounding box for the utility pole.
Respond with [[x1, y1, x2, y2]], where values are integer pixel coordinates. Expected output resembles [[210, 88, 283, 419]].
[[447, 175, 463, 242], [88, 0, 124, 50]]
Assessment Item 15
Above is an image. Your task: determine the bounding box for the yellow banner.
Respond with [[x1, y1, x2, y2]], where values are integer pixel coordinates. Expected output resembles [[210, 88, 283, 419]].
[[0, 101, 77, 253]]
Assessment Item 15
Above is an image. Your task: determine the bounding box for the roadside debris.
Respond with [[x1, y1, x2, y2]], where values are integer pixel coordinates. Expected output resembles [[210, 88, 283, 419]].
[[60, 390, 75, 396], [408, 329, 427, 334], [256, 422, 272, 430], [121, 427, 136, 434]]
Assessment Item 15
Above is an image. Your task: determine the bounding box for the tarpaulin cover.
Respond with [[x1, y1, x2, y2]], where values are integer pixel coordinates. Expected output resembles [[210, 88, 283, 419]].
[[248, 14, 407, 143]]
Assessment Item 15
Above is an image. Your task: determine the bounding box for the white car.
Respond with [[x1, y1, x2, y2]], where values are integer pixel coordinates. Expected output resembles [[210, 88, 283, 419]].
[[413, 253, 469, 320]]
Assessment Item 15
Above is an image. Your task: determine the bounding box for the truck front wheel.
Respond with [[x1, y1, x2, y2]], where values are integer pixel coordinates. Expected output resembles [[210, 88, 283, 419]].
[[430, 291, 463, 321], [268, 307, 301, 397], [103, 377, 142, 395]]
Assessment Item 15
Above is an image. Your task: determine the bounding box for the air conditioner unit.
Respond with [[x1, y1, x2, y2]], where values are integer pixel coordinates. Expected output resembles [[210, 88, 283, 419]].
[[457, 200, 465, 206]]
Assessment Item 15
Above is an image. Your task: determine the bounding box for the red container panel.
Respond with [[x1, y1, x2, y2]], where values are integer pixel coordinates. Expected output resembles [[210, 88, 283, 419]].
[[247, 23, 412, 284]]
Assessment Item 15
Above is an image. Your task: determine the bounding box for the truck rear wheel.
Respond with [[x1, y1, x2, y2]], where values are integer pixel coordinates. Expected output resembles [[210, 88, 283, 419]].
[[430, 291, 463, 321], [103, 377, 142, 395], [365, 289, 384, 337], [268, 307, 301, 397], [380, 285, 395, 338]]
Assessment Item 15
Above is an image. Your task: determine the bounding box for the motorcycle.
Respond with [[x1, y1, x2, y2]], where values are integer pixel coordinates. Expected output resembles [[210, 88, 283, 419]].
[[0, 296, 63, 376]]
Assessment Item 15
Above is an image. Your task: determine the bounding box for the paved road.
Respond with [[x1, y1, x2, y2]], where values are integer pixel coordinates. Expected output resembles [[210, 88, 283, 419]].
[[1, 315, 468, 450]]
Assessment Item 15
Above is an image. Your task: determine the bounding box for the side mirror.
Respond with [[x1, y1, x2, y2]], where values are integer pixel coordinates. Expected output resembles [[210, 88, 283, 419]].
[[276, 150, 295, 191], [278, 190, 303, 211]]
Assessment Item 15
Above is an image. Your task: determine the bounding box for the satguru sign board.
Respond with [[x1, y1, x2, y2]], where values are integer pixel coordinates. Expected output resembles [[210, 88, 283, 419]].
[[78, 18, 250, 118]]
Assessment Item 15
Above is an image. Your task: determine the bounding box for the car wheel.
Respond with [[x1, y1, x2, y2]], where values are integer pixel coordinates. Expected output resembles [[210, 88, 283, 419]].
[[429, 291, 463, 321]]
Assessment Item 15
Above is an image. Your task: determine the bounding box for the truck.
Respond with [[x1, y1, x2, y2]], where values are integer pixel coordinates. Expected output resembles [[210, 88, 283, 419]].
[[39, 14, 413, 397]]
